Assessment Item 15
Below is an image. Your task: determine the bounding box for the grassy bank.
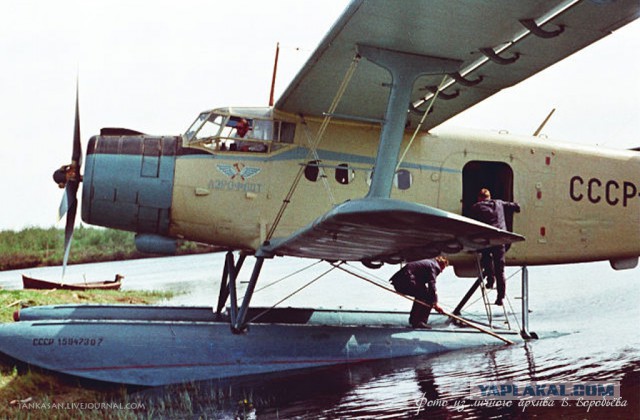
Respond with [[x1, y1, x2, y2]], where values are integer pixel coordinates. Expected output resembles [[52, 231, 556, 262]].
[[0, 226, 214, 271]]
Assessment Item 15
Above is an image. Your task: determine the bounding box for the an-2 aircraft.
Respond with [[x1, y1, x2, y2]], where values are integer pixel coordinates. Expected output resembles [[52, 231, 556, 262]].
[[2, 0, 639, 386]]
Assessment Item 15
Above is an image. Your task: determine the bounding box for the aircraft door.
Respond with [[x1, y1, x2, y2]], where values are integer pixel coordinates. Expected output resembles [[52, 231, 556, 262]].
[[462, 161, 515, 231]]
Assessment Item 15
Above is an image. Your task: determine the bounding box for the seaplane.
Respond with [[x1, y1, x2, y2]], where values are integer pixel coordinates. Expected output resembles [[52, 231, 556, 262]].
[[1, 0, 638, 386]]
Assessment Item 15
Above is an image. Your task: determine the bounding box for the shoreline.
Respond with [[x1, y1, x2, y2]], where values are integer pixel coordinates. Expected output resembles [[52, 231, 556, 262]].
[[0, 246, 216, 272], [0, 226, 221, 272]]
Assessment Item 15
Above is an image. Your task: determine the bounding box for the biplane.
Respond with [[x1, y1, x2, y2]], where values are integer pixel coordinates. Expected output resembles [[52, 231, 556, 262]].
[[1, 0, 638, 385]]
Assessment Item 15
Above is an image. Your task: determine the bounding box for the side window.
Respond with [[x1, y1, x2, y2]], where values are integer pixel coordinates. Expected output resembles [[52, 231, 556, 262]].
[[252, 120, 272, 140], [277, 122, 296, 143], [365, 168, 412, 190], [304, 160, 320, 182], [335, 163, 354, 185], [394, 169, 412, 190]]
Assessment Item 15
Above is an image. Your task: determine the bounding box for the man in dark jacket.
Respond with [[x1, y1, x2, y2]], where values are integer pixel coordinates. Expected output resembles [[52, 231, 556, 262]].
[[390, 256, 449, 328], [469, 188, 520, 306]]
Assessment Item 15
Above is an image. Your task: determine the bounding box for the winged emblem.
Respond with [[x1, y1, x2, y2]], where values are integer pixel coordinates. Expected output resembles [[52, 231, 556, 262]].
[[216, 163, 261, 181]]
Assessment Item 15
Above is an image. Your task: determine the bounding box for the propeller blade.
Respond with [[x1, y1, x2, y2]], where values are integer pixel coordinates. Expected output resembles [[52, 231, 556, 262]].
[[60, 81, 82, 279], [61, 181, 79, 278], [72, 80, 82, 167], [57, 185, 70, 221]]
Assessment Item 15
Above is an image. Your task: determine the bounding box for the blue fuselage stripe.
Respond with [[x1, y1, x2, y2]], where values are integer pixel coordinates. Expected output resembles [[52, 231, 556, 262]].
[[178, 147, 460, 174]]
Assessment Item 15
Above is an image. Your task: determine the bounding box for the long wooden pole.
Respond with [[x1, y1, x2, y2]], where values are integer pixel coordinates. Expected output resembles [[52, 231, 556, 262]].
[[439, 309, 514, 345], [333, 263, 514, 345]]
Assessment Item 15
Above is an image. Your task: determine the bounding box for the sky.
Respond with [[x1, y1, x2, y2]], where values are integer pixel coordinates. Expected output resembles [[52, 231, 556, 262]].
[[0, 0, 638, 231]]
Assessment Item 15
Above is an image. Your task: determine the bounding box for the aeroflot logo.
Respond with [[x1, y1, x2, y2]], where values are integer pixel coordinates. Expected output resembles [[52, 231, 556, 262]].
[[216, 163, 261, 181], [570, 176, 640, 207]]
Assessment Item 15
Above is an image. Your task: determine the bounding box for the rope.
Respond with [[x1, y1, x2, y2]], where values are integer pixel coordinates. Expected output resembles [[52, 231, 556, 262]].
[[395, 75, 448, 172], [336, 262, 425, 305], [252, 259, 324, 294], [266, 54, 361, 241], [505, 292, 522, 333], [247, 263, 339, 324]]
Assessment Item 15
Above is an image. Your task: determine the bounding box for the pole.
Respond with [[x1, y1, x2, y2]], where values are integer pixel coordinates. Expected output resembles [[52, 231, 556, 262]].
[[333, 263, 514, 345], [268, 42, 280, 106], [440, 309, 514, 345]]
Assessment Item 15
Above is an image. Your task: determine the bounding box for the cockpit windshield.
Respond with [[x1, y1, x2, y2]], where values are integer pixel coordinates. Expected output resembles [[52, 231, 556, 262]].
[[184, 112, 228, 142], [183, 108, 296, 153]]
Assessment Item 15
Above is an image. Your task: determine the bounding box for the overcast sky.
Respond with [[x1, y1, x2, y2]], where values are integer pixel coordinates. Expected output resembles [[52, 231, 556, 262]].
[[1, 1, 638, 231]]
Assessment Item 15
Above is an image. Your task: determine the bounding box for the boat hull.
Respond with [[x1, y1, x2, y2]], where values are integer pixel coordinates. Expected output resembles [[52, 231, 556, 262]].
[[21, 275, 123, 291], [0, 305, 519, 386]]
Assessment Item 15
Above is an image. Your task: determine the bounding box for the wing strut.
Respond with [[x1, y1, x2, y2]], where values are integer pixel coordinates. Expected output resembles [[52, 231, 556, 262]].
[[266, 53, 361, 241], [356, 44, 461, 198], [396, 75, 448, 172]]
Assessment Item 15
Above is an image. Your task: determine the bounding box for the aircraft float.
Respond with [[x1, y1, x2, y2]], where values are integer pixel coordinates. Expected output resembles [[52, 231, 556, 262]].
[[1, 0, 638, 386]]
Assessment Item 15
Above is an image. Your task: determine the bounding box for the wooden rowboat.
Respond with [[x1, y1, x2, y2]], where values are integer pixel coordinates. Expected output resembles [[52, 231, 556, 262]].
[[22, 274, 123, 291]]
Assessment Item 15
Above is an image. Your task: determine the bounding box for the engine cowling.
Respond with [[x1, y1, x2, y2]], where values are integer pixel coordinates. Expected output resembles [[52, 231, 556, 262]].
[[81, 133, 179, 235]]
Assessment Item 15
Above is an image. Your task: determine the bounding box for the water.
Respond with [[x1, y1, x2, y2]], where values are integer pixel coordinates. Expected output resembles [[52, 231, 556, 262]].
[[1, 254, 639, 418]]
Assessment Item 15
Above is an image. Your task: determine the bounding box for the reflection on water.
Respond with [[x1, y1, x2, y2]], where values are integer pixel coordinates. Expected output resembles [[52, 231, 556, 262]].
[[134, 347, 639, 419], [2, 254, 639, 418]]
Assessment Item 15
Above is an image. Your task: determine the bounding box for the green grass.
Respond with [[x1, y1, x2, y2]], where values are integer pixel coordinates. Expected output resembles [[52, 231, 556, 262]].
[[0, 226, 212, 271], [0, 289, 176, 323]]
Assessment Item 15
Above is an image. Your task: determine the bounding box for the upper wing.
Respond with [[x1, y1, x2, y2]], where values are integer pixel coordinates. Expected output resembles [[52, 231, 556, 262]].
[[260, 198, 524, 263], [276, 0, 639, 130]]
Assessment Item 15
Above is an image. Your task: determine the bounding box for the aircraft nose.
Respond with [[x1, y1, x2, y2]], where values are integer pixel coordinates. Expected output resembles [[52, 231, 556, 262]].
[[81, 132, 178, 235]]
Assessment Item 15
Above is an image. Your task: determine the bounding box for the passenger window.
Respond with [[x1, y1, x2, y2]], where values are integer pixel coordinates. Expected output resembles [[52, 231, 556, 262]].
[[394, 169, 412, 190], [304, 160, 320, 182], [335, 163, 354, 185]]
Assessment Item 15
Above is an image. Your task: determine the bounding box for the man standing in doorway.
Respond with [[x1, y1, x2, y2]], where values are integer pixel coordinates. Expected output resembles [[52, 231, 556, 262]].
[[470, 188, 520, 306]]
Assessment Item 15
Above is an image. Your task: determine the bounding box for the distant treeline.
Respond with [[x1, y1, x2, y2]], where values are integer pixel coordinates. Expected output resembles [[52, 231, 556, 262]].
[[0, 226, 214, 271]]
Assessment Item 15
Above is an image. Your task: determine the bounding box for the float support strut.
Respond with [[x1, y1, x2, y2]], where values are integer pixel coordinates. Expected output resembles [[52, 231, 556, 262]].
[[216, 252, 246, 317], [233, 256, 265, 332], [520, 266, 538, 339], [226, 252, 239, 323], [453, 253, 488, 316], [454, 278, 481, 315]]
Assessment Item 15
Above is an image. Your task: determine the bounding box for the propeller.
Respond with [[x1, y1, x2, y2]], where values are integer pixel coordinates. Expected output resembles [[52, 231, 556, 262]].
[[52, 81, 82, 278]]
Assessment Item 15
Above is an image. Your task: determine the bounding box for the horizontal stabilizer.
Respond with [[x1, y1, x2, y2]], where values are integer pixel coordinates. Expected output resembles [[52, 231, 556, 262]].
[[260, 198, 524, 263]]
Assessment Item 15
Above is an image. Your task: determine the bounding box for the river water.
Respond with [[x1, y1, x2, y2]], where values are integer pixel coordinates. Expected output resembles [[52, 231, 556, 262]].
[[1, 254, 639, 418]]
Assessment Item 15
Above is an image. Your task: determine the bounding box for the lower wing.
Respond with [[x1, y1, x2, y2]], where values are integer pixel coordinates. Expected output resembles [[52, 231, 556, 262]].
[[260, 198, 524, 263]]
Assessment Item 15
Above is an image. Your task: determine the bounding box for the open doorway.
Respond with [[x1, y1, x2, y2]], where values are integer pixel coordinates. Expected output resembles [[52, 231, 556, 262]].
[[462, 161, 515, 231]]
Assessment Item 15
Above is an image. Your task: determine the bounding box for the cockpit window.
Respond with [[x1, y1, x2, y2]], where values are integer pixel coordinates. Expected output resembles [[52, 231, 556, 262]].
[[185, 113, 228, 141], [184, 110, 296, 153], [184, 112, 209, 140]]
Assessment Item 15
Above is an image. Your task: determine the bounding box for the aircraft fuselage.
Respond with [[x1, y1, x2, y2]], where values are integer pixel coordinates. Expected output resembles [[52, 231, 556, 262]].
[[81, 109, 640, 273]]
